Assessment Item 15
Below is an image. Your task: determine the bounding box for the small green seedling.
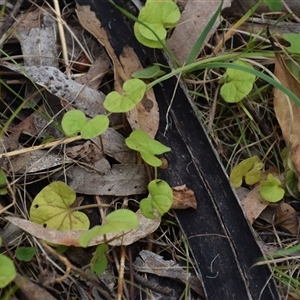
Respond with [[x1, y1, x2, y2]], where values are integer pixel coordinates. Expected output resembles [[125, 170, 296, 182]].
[[0, 237, 16, 288], [131, 65, 165, 79], [231, 156, 286, 203], [259, 174, 285, 202], [0, 169, 8, 195], [78, 209, 138, 247], [90, 244, 108, 275], [104, 79, 146, 113], [134, 0, 180, 48], [29, 181, 90, 231], [230, 156, 263, 188], [125, 130, 173, 218], [220, 60, 256, 103], [15, 247, 36, 262], [61, 110, 109, 139], [125, 130, 171, 167], [140, 179, 173, 219]]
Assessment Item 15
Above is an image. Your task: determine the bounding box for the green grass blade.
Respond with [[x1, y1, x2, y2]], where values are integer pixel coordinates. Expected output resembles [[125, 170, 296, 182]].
[[147, 58, 300, 108], [185, 0, 224, 65]]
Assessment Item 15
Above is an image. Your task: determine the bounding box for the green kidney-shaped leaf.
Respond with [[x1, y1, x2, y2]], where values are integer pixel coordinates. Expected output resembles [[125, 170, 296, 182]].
[[140, 152, 163, 167], [162, 2, 181, 27], [91, 244, 108, 275], [220, 60, 256, 103], [125, 130, 171, 167], [81, 115, 109, 139], [30, 181, 89, 231], [138, 22, 166, 42], [140, 180, 173, 219], [141, 0, 180, 29], [244, 160, 264, 186], [61, 110, 86, 137], [134, 23, 164, 48], [259, 174, 284, 202], [140, 198, 156, 219], [134, 0, 180, 48], [230, 156, 263, 188], [15, 247, 36, 262], [104, 79, 146, 113], [0, 255, 16, 288], [79, 209, 139, 247]]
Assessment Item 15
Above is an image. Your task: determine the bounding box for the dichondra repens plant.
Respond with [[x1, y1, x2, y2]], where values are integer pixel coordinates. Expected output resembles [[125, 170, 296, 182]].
[[60, 75, 172, 222], [22, 0, 180, 280]]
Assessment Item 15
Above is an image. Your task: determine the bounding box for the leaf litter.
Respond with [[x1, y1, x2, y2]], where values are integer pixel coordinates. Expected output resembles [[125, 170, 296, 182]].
[[3, 0, 300, 299], [0, 1, 199, 297], [0, 2, 163, 298]]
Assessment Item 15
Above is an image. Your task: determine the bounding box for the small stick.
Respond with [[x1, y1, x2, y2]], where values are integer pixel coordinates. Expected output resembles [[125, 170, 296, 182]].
[[53, 0, 70, 77], [0, 135, 82, 158], [117, 246, 127, 300]]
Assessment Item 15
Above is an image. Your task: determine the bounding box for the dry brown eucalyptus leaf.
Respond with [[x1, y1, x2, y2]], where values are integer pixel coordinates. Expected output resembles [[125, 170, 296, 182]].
[[0, 130, 21, 153], [171, 184, 197, 209], [2, 63, 106, 118], [0, 131, 30, 173], [167, 0, 232, 65], [240, 186, 269, 224], [8, 150, 72, 174], [66, 141, 103, 163], [6, 210, 160, 247], [66, 164, 148, 196], [275, 202, 298, 235], [10, 113, 37, 136], [274, 53, 300, 190], [74, 55, 110, 90]]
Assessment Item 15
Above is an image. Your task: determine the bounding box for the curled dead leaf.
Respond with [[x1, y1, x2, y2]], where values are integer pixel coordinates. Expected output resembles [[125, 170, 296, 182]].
[[66, 141, 103, 163], [6, 210, 160, 247], [171, 184, 197, 209], [275, 202, 298, 235]]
